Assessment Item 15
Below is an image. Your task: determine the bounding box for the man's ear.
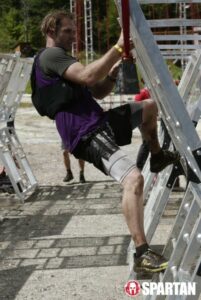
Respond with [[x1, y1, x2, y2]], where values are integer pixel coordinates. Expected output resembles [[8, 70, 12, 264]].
[[48, 29, 55, 38]]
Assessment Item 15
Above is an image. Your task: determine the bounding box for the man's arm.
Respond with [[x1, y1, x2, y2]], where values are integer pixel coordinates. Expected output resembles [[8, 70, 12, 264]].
[[89, 60, 121, 99], [62, 32, 124, 87]]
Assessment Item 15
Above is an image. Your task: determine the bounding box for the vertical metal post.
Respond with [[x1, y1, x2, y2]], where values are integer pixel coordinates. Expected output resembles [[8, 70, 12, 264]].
[[179, 2, 187, 71], [84, 0, 94, 64], [70, 0, 77, 57]]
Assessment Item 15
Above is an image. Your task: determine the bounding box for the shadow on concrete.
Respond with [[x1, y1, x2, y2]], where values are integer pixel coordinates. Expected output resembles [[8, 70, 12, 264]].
[[59, 235, 131, 269], [28, 182, 119, 202], [0, 214, 72, 241], [0, 182, 129, 299], [0, 266, 34, 300]]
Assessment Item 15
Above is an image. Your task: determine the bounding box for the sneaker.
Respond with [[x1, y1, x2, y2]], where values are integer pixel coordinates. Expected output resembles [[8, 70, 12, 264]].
[[79, 172, 86, 183], [150, 150, 180, 173], [134, 249, 168, 273], [63, 170, 74, 182]]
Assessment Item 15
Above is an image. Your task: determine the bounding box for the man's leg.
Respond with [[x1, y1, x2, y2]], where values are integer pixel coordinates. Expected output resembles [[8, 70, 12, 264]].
[[122, 168, 146, 246], [78, 159, 86, 183], [63, 150, 74, 182], [130, 100, 180, 172], [121, 168, 168, 273], [139, 99, 160, 153], [136, 140, 150, 170], [72, 125, 168, 273]]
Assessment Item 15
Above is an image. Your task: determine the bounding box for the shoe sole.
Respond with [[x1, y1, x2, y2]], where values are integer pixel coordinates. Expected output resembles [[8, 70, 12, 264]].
[[63, 178, 74, 182], [134, 262, 168, 273]]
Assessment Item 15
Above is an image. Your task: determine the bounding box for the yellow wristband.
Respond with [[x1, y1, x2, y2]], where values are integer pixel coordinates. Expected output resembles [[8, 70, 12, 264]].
[[114, 44, 123, 55]]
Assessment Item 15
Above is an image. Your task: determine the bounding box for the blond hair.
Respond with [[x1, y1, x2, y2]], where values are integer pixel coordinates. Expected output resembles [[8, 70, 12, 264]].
[[41, 10, 73, 36]]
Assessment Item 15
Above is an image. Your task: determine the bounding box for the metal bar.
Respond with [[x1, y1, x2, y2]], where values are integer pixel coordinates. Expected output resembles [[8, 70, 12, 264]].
[[148, 19, 201, 28], [158, 45, 201, 49], [154, 34, 201, 41], [139, 0, 201, 3]]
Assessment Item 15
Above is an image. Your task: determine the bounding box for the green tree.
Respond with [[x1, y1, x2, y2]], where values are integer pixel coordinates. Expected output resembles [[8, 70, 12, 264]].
[[27, 0, 70, 48], [0, 7, 23, 51], [92, 0, 118, 53]]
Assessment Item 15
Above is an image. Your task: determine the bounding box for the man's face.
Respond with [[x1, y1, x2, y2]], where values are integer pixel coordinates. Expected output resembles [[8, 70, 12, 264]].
[[54, 17, 76, 51]]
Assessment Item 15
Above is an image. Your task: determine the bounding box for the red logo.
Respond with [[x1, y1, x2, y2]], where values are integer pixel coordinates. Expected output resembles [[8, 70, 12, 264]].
[[124, 280, 141, 297]]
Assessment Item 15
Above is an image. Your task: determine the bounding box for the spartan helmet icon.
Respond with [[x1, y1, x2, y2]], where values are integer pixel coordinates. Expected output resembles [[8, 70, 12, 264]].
[[129, 281, 137, 295], [124, 280, 141, 297]]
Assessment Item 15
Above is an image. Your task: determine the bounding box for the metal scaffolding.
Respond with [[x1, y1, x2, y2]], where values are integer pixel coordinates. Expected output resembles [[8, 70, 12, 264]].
[[179, 2, 188, 70], [138, 0, 201, 63], [70, 0, 94, 63], [84, 0, 94, 63], [70, 0, 81, 57]]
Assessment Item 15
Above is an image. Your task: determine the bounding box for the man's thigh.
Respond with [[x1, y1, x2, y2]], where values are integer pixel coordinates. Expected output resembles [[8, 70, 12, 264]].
[[108, 103, 143, 146]]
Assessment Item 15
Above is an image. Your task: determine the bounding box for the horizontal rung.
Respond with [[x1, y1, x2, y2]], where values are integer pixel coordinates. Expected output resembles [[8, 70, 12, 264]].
[[148, 19, 201, 28], [139, 0, 201, 3], [160, 50, 192, 54], [154, 35, 201, 41], [163, 56, 190, 60], [158, 45, 201, 50]]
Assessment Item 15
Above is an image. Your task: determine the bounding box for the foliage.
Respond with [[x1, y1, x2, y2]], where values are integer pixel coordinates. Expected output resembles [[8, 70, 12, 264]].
[[0, 7, 24, 51], [0, 0, 120, 53], [0, 0, 70, 51], [92, 1, 119, 52], [0, 0, 200, 58], [167, 61, 182, 80]]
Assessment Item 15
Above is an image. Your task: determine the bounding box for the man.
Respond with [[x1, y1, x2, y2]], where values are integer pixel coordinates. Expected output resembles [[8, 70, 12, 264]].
[[31, 10, 180, 273], [62, 146, 86, 183]]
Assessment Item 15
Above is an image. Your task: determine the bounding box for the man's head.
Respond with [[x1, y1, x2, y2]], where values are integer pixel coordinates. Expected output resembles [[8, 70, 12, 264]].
[[41, 10, 75, 51]]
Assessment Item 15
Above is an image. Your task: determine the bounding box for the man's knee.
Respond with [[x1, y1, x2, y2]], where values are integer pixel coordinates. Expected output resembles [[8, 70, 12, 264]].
[[142, 99, 158, 122], [122, 169, 144, 195]]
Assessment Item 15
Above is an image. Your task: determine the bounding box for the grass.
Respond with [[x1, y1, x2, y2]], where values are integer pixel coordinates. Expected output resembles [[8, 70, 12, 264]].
[[19, 102, 33, 108], [25, 80, 32, 94], [167, 61, 182, 80]]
